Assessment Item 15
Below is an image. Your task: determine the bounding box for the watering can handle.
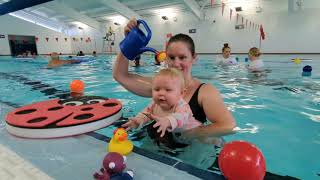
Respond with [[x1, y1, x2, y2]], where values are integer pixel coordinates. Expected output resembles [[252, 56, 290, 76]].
[[137, 19, 152, 43]]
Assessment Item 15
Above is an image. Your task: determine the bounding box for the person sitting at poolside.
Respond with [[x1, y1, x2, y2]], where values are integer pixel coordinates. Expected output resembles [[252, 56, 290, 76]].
[[247, 47, 264, 72], [92, 51, 97, 57], [113, 18, 236, 147], [47, 52, 80, 68], [216, 43, 237, 65]]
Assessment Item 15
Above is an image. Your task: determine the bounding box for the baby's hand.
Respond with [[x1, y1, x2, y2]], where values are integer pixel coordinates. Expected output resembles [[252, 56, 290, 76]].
[[150, 114, 171, 137], [121, 117, 142, 130]]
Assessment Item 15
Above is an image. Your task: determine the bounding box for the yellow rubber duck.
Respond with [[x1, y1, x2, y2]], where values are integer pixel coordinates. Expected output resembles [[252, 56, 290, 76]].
[[108, 128, 133, 156]]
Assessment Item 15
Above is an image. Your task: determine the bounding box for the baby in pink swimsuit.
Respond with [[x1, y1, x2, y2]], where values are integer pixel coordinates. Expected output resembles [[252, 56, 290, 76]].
[[122, 68, 201, 137]]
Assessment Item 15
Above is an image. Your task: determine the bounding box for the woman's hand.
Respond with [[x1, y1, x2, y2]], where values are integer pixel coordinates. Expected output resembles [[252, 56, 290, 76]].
[[149, 114, 171, 137], [124, 18, 138, 36]]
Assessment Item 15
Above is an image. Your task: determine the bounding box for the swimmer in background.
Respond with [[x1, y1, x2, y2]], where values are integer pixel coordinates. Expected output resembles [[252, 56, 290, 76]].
[[130, 55, 144, 67], [47, 52, 80, 68], [216, 43, 237, 65], [247, 47, 264, 72], [92, 51, 97, 57]]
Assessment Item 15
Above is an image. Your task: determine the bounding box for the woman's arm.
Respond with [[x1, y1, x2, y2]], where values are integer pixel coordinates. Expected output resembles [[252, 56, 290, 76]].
[[112, 18, 153, 97], [113, 52, 153, 97], [185, 84, 236, 138]]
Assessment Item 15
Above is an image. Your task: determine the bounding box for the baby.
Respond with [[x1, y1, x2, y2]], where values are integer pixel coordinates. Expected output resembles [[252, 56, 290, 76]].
[[247, 47, 264, 72], [122, 68, 201, 137]]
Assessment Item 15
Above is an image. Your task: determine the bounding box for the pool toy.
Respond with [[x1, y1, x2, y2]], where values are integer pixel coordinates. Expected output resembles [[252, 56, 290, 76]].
[[218, 140, 266, 180], [93, 152, 127, 180], [302, 65, 312, 76], [293, 58, 301, 64], [108, 128, 133, 155], [70, 79, 85, 93], [110, 170, 134, 180], [156, 51, 167, 62], [245, 57, 249, 62], [5, 96, 122, 138], [120, 19, 166, 62]]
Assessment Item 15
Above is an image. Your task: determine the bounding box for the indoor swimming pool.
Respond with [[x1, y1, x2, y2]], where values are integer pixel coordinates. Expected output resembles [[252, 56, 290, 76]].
[[0, 54, 319, 179]]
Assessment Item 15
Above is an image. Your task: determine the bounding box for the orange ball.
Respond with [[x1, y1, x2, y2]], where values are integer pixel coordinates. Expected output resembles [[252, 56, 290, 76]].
[[70, 80, 85, 93], [156, 51, 167, 62]]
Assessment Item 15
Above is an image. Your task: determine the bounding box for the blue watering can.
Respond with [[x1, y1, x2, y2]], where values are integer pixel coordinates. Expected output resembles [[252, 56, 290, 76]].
[[119, 20, 157, 60]]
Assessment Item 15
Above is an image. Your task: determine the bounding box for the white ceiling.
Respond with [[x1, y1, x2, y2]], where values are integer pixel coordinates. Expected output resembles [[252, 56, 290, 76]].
[[2, 0, 320, 30]]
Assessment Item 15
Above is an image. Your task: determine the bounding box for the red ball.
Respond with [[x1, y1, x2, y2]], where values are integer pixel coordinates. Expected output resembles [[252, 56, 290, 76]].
[[70, 80, 85, 93], [218, 141, 266, 180]]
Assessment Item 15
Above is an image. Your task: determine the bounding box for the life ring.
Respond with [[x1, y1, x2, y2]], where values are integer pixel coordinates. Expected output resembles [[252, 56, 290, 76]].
[[5, 96, 122, 138]]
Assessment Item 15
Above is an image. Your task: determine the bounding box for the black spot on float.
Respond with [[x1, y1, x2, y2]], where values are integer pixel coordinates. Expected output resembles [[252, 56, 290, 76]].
[[15, 109, 36, 115], [74, 114, 94, 120], [28, 117, 47, 123], [103, 103, 118, 107], [48, 106, 64, 111], [81, 107, 93, 111]]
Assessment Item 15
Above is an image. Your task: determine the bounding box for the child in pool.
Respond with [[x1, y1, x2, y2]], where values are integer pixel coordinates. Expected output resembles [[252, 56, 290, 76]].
[[247, 47, 264, 72], [122, 68, 223, 145], [122, 68, 202, 137], [216, 43, 237, 65]]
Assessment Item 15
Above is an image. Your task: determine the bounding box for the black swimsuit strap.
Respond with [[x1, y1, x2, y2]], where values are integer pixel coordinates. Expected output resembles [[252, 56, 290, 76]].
[[189, 83, 207, 123]]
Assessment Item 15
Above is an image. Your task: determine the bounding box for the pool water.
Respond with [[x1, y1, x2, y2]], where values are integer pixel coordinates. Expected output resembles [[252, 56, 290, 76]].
[[0, 55, 319, 179]]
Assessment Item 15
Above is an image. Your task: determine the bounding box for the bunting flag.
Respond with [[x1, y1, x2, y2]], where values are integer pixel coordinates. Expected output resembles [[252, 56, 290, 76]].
[[72, 37, 76, 41], [236, 14, 239, 23], [211, 0, 215, 7], [45, 37, 49, 42], [35, 37, 39, 42], [64, 37, 67, 42], [80, 37, 83, 41], [222, 3, 225, 16], [55, 37, 58, 42], [229, 9, 233, 20]]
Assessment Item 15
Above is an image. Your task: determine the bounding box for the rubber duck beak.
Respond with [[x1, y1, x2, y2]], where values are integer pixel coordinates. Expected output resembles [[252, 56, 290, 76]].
[[118, 133, 128, 141]]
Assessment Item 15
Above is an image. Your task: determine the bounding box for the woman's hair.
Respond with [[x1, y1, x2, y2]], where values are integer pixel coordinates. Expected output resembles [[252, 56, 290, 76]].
[[167, 34, 195, 56], [222, 43, 230, 52], [248, 47, 261, 57], [154, 68, 185, 90]]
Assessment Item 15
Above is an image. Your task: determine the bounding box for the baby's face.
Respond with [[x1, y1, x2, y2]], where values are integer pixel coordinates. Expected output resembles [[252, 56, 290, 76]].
[[152, 76, 183, 110]]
